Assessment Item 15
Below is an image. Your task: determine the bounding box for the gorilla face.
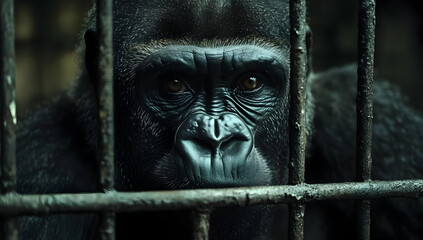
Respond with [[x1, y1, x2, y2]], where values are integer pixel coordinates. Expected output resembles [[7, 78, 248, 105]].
[[137, 43, 289, 188], [112, 40, 291, 190]]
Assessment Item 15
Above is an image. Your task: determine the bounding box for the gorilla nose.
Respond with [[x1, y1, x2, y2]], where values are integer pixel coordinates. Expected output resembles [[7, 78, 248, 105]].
[[177, 113, 252, 152], [174, 113, 254, 181]]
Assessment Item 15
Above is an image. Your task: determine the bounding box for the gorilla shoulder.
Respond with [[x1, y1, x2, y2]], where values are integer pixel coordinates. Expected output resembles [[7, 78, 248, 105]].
[[308, 65, 423, 184]]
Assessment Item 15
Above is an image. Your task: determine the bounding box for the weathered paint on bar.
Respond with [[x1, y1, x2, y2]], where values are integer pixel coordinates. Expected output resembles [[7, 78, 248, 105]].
[[192, 209, 211, 240], [96, 0, 116, 239], [355, 0, 376, 239], [0, 180, 421, 215], [289, 0, 308, 239], [0, 0, 18, 238]]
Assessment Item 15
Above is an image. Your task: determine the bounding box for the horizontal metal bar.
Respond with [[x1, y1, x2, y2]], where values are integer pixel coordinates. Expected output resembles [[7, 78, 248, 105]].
[[0, 180, 421, 216]]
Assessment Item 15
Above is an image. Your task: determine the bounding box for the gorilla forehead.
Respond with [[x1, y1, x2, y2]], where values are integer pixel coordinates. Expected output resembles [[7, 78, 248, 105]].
[[85, 0, 290, 44]]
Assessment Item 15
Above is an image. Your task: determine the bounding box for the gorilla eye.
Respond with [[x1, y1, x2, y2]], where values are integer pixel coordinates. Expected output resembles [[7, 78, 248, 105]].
[[165, 78, 188, 93], [237, 73, 264, 91]]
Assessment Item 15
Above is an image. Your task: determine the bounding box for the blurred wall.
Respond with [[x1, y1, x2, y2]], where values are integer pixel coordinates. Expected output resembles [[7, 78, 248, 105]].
[[14, 0, 423, 116], [308, 0, 423, 111], [15, 0, 91, 116]]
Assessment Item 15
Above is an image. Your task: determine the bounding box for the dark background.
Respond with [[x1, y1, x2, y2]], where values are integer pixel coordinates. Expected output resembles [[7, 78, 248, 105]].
[[14, 0, 423, 116]]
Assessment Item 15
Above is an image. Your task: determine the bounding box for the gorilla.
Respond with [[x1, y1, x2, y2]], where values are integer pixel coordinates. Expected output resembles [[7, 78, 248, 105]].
[[15, 0, 423, 240]]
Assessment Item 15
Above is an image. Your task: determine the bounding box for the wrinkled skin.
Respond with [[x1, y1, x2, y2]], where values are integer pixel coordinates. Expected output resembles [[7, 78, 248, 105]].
[[15, 1, 423, 240]]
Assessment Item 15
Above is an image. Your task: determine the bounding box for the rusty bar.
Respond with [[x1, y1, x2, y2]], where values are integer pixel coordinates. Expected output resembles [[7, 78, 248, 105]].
[[355, 0, 376, 240], [97, 0, 114, 195], [0, 0, 18, 239], [288, 204, 305, 240], [96, 0, 115, 239], [289, 0, 308, 239], [192, 209, 211, 240], [1, 180, 420, 216]]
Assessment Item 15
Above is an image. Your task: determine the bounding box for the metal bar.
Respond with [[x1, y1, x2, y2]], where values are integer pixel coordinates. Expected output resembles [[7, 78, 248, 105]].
[[355, 0, 376, 239], [288, 204, 305, 240], [97, 0, 115, 197], [96, 0, 115, 239], [0, 180, 421, 215], [289, 0, 308, 239], [0, 0, 18, 239], [192, 209, 211, 240]]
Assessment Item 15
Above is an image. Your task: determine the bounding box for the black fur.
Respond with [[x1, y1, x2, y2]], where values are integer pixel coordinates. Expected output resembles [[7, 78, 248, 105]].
[[15, 1, 423, 240]]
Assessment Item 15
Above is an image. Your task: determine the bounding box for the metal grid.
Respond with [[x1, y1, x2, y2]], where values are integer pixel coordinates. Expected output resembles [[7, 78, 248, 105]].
[[1, 0, 422, 240]]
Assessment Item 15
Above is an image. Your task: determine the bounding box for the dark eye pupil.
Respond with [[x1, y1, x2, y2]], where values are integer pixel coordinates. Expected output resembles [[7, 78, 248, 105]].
[[167, 79, 186, 92], [245, 77, 257, 88], [242, 76, 261, 90]]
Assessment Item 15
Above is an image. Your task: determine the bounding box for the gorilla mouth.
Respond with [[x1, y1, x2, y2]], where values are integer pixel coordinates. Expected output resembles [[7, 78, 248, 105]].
[[178, 149, 247, 184], [153, 148, 272, 189], [177, 137, 251, 181]]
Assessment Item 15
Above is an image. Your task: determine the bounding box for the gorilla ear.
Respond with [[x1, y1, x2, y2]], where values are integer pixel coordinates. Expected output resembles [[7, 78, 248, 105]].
[[306, 25, 313, 76], [84, 29, 99, 89]]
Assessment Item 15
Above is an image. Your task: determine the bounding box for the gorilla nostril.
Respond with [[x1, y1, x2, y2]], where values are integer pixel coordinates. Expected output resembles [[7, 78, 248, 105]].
[[193, 138, 215, 151], [220, 138, 232, 152], [191, 133, 250, 154], [214, 118, 220, 139]]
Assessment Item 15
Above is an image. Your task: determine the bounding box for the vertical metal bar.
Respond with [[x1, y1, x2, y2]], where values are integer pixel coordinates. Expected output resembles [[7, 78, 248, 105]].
[[355, 0, 375, 240], [288, 0, 308, 239], [192, 209, 211, 240], [0, 0, 18, 239], [96, 0, 115, 239]]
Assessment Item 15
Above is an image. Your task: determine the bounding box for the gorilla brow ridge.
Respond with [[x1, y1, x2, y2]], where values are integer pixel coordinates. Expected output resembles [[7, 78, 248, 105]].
[[125, 37, 290, 80]]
